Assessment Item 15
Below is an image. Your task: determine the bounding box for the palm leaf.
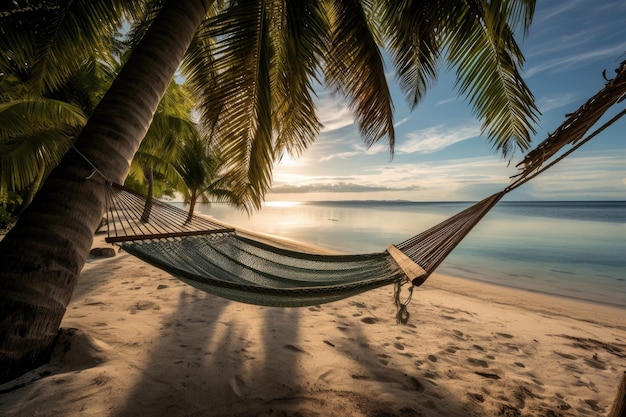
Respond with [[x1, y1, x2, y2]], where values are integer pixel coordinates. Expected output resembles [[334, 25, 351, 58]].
[[0, 98, 86, 191], [444, 0, 539, 155], [325, 0, 395, 151], [0, 1, 137, 93], [196, 0, 275, 209], [378, 0, 442, 108], [269, 0, 326, 158]]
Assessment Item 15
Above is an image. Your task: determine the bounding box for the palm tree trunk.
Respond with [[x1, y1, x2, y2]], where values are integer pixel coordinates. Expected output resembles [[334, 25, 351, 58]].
[[141, 167, 155, 222], [186, 190, 198, 223], [0, 0, 211, 384]]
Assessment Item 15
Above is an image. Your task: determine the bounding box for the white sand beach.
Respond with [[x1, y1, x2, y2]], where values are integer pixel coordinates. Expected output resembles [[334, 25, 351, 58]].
[[1, 231, 625, 417]]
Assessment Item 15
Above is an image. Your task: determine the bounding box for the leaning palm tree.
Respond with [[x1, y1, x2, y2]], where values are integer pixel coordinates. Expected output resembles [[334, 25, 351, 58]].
[[0, 0, 538, 382]]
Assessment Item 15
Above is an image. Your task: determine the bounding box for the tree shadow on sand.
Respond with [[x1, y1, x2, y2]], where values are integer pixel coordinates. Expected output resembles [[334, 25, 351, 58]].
[[112, 289, 304, 417], [110, 285, 493, 417]]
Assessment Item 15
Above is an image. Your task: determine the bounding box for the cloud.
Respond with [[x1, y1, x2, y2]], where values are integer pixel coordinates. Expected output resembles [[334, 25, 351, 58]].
[[319, 150, 362, 162], [534, 0, 583, 24], [318, 142, 389, 162], [525, 42, 626, 78], [524, 151, 626, 199], [398, 124, 480, 154], [394, 117, 410, 127], [436, 97, 457, 106], [316, 94, 355, 132], [537, 93, 579, 113], [271, 182, 423, 194], [271, 155, 516, 201]]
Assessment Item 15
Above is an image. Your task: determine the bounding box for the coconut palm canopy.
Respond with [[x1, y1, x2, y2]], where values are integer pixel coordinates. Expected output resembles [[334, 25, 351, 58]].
[[0, 0, 541, 383], [1, 0, 540, 208]]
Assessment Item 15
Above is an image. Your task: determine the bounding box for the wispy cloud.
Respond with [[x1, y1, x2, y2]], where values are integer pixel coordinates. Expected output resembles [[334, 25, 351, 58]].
[[537, 93, 579, 113], [398, 124, 480, 154], [394, 117, 410, 127], [436, 97, 457, 106], [525, 42, 626, 78], [319, 150, 361, 162], [534, 0, 584, 25], [318, 142, 389, 162], [524, 151, 626, 199], [316, 94, 355, 132], [271, 182, 423, 194], [271, 155, 516, 200]]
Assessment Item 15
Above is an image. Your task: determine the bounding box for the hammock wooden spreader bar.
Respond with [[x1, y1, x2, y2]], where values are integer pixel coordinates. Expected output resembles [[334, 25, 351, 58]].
[[104, 183, 235, 244], [96, 59, 626, 309]]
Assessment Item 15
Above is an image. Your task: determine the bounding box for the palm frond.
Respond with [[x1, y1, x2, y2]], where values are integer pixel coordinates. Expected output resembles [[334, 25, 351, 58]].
[[378, 0, 442, 108], [443, 0, 539, 155], [325, 0, 395, 151], [0, 98, 85, 191], [0, 98, 86, 145], [196, 0, 275, 210], [0, 1, 137, 93], [270, 0, 326, 158]]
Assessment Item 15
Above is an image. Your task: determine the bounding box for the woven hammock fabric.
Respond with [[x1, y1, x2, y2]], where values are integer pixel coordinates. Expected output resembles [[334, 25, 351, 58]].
[[121, 234, 406, 307]]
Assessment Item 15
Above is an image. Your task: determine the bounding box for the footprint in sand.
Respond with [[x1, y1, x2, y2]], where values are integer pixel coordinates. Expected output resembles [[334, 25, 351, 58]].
[[408, 376, 425, 392], [585, 399, 604, 412], [283, 344, 307, 354], [128, 301, 160, 314], [467, 392, 485, 403], [467, 357, 489, 368], [361, 317, 378, 324], [583, 357, 607, 370], [452, 329, 471, 341], [554, 351, 577, 360], [496, 332, 514, 339]]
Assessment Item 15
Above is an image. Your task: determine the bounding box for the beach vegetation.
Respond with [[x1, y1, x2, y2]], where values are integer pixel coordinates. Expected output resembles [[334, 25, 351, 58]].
[[174, 132, 241, 222], [0, 0, 538, 383]]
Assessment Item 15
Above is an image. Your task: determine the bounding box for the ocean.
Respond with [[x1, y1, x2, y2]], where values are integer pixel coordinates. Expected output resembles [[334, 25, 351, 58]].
[[191, 200, 626, 308]]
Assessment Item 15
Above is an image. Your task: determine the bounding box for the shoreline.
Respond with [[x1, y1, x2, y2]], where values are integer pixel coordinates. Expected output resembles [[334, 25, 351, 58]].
[[1, 231, 625, 416], [424, 273, 626, 330]]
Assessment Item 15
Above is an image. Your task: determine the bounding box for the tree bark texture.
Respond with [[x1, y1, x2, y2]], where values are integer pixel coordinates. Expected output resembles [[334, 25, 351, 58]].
[[0, 0, 211, 383]]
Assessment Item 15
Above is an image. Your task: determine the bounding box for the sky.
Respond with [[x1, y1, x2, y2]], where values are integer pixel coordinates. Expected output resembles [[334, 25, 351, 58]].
[[267, 1, 626, 202]]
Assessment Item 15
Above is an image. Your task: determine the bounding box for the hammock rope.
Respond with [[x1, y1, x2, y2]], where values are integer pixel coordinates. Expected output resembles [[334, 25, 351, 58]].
[[91, 60, 625, 310]]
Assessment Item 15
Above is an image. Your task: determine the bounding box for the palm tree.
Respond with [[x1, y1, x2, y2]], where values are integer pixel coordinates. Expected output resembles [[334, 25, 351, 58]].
[[127, 81, 198, 220], [0, 0, 538, 382], [174, 132, 240, 222]]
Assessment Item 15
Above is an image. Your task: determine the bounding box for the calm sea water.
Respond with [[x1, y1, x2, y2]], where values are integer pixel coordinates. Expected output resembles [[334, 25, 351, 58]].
[[190, 200, 626, 307]]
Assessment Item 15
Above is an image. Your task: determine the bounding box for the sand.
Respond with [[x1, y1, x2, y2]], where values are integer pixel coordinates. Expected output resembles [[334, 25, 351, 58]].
[[1, 231, 625, 417]]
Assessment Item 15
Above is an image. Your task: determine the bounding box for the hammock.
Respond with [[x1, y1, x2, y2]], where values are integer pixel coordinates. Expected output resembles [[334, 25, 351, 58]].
[[97, 60, 625, 312]]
